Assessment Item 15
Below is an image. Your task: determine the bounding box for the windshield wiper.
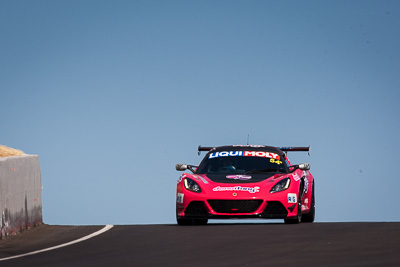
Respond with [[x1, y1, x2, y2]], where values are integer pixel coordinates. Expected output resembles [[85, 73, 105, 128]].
[[245, 168, 285, 174]]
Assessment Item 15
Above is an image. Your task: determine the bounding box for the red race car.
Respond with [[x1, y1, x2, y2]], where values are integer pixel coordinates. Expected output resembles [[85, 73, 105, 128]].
[[175, 145, 315, 225]]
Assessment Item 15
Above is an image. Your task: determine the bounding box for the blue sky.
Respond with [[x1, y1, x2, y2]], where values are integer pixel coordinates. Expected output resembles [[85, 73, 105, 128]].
[[1, 0, 399, 225]]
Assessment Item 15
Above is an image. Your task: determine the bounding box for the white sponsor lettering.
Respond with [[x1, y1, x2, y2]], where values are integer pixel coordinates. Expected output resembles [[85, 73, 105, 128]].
[[288, 193, 297, 203], [226, 175, 252, 180], [229, 151, 241, 156], [177, 193, 184, 203]]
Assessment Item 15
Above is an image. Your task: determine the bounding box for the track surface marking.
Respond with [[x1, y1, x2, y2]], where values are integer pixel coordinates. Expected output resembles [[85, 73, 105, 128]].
[[0, 225, 113, 262], [1, 223, 399, 266]]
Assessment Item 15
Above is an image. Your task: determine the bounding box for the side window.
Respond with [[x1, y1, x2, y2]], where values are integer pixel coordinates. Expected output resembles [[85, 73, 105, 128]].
[[284, 156, 293, 172], [285, 159, 290, 167]]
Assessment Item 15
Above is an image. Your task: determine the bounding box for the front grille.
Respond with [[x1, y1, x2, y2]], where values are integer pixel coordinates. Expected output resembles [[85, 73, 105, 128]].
[[261, 201, 288, 218], [208, 200, 263, 213], [185, 201, 209, 217]]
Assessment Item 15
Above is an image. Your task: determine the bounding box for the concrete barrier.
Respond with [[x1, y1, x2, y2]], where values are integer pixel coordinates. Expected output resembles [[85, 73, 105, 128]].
[[0, 155, 42, 239]]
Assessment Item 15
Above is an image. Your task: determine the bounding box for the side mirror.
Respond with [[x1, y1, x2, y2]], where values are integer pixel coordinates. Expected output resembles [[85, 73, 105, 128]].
[[298, 163, 310, 170], [176, 163, 188, 171]]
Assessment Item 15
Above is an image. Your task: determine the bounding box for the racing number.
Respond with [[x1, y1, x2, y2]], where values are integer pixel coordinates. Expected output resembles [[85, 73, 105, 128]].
[[270, 158, 282, 165]]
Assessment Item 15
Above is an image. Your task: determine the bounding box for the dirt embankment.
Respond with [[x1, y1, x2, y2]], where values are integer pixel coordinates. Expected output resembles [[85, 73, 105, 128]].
[[0, 145, 26, 157]]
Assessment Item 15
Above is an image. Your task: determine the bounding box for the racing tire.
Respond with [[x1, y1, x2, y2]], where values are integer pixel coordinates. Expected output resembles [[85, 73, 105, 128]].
[[177, 218, 192, 226], [177, 218, 208, 226], [284, 188, 302, 224], [192, 219, 208, 225], [301, 181, 315, 223]]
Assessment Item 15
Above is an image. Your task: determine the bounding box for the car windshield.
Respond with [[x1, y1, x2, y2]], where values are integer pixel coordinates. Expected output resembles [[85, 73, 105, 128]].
[[196, 150, 287, 174]]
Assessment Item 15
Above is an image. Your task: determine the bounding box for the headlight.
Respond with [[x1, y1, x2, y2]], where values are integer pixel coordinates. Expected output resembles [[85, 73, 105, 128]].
[[270, 178, 291, 193], [184, 178, 202, 193]]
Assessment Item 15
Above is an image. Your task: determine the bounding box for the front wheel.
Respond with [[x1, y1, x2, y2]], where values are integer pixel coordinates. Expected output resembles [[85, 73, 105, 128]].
[[177, 217, 208, 226], [301, 181, 315, 223], [177, 218, 192, 226], [193, 219, 208, 225]]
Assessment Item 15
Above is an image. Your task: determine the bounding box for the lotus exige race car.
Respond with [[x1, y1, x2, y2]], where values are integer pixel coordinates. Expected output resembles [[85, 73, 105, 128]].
[[175, 145, 315, 225]]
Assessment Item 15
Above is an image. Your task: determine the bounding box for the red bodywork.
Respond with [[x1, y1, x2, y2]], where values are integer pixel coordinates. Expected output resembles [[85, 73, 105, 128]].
[[176, 145, 314, 224]]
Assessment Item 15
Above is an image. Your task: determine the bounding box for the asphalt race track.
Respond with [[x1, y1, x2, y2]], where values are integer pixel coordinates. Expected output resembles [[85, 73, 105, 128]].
[[0, 223, 399, 266]]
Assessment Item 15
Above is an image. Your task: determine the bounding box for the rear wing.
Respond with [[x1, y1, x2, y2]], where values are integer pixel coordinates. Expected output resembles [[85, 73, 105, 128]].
[[198, 146, 214, 152], [198, 146, 214, 155], [198, 145, 310, 156], [278, 146, 310, 156]]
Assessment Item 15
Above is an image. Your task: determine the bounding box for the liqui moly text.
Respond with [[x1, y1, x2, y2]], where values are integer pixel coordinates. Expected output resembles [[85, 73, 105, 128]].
[[209, 151, 280, 160]]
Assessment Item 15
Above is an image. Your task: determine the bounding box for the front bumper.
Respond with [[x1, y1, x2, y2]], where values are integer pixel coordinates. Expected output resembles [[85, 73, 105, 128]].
[[177, 199, 296, 220]]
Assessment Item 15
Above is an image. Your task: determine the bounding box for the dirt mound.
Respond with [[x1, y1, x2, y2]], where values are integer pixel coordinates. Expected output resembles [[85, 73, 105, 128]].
[[0, 145, 26, 157]]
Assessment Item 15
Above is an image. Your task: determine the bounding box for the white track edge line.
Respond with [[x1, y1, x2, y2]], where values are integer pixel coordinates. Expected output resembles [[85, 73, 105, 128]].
[[0, 224, 114, 261]]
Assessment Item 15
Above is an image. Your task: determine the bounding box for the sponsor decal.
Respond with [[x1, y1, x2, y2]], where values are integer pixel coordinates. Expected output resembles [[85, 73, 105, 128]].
[[233, 192, 237, 196], [209, 151, 243, 158], [287, 193, 297, 203], [176, 193, 184, 203], [212, 186, 260, 194], [293, 173, 300, 181], [198, 176, 209, 184], [177, 175, 183, 183], [304, 198, 309, 204], [304, 177, 309, 193], [209, 151, 280, 160], [244, 151, 280, 159], [301, 205, 308, 211], [226, 175, 252, 180], [269, 158, 283, 165], [302, 171, 309, 193]]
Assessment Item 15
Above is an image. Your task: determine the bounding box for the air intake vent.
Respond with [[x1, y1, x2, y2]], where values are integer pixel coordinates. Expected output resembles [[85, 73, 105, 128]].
[[208, 200, 263, 213], [261, 201, 288, 218], [185, 201, 208, 216]]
